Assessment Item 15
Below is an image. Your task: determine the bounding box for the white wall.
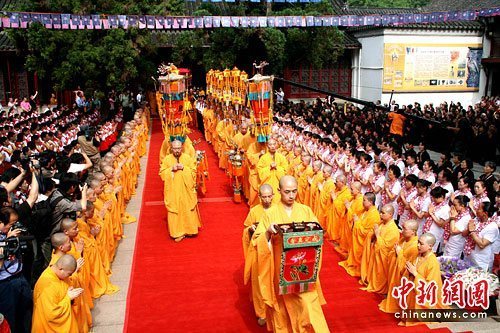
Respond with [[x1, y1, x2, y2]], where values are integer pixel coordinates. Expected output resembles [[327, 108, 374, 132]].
[[352, 28, 485, 107]]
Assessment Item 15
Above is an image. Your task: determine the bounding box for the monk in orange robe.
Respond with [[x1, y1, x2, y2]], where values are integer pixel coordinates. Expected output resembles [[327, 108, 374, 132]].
[[296, 155, 313, 204], [308, 161, 325, 216], [32, 255, 82, 333], [76, 202, 119, 298], [253, 176, 330, 332], [317, 165, 336, 229], [399, 233, 446, 326], [338, 181, 363, 255], [379, 219, 419, 313], [257, 139, 288, 204], [245, 141, 266, 207], [242, 184, 274, 326], [339, 192, 380, 277], [50, 231, 91, 333], [328, 175, 352, 243], [303, 160, 322, 208], [360, 204, 400, 293], [288, 146, 303, 176], [159, 139, 201, 242]]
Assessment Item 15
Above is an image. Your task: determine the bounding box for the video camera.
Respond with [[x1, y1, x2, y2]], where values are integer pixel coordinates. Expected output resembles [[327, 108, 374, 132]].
[[0, 235, 34, 260], [20, 153, 41, 172], [81, 125, 98, 141]]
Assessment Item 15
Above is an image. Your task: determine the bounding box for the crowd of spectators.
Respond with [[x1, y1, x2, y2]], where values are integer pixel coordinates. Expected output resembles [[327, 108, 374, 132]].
[[0, 91, 146, 332]]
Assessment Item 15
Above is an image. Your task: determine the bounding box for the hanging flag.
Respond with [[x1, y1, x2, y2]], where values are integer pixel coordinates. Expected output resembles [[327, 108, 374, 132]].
[[164, 16, 173, 28], [156, 16, 165, 29], [81, 15, 91, 28], [240, 16, 249, 28], [118, 15, 127, 28], [249, 17, 258, 28], [92, 15, 101, 29], [267, 17, 275, 27], [276, 16, 285, 27], [259, 16, 267, 27], [285, 16, 293, 27], [195, 17, 204, 28], [102, 18, 110, 29], [203, 16, 212, 28], [61, 14, 70, 29], [421, 13, 430, 23], [331, 16, 339, 26], [187, 17, 195, 29], [70, 15, 79, 29], [365, 15, 374, 26], [31, 13, 41, 24], [213, 16, 221, 28], [403, 14, 414, 24], [128, 15, 137, 28], [221, 16, 230, 27], [138, 16, 146, 29], [414, 13, 422, 23], [356, 16, 365, 26], [1, 17, 10, 28], [314, 16, 322, 26], [373, 15, 382, 25], [21, 13, 31, 28], [340, 16, 348, 26], [9, 12, 20, 28], [109, 15, 118, 28], [231, 16, 240, 27], [306, 16, 314, 26], [382, 15, 390, 25], [146, 16, 155, 29]]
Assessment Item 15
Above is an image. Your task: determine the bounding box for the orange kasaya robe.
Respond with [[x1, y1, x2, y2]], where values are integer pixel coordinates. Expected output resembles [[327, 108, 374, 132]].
[[296, 164, 313, 204], [50, 249, 91, 333], [245, 142, 266, 207], [302, 172, 318, 208], [92, 197, 113, 273], [76, 218, 119, 298], [338, 194, 364, 254], [242, 204, 270, 320], [339, 206, 380, 277], [360, 219, 400, 293], [32, 267, 79, 333], [328, 186, 352, 243], [400, 252, 446, 326], [257, 152, 288, 205], [159, 152, 201, 238], [203, 108, 215, 142], [254, 202, 330, 333], [216, 120, 229, 169], [308, 173, 324, 216], [317, 178, 336, 230], [288, 155, 302, 176], [379, 235, 418, 313]]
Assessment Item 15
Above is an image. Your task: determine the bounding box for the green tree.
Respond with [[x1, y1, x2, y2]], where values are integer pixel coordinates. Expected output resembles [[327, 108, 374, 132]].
[[347, 0, 430, 8]]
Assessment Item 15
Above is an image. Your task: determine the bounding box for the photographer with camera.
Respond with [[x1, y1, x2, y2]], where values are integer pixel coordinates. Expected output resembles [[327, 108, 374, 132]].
[[77, 125, 100, 173], [0, 207, 35, 333], [42, 173, 87, 267]]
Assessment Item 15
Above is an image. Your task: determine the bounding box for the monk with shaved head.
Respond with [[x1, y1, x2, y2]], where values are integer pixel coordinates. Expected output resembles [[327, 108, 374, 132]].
[[252, 175, 330, 332], [159, 139, 201, 242], [33, 254, 82, 332], [257, 139, 289, 204]]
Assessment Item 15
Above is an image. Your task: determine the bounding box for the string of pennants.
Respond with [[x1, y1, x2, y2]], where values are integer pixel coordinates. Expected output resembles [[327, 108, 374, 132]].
[[0, 8, 499, 30]]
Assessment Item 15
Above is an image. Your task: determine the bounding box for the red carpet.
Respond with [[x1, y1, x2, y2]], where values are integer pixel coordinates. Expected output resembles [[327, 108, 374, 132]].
[[124, 120, 450, 332]]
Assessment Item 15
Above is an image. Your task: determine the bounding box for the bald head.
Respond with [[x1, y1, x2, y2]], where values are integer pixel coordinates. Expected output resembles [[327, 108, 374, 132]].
[[259, 184, 273, 195], [403, 219, 418, 233], [279, 175, 298, 189], [351, 181, 361, 192], [312, 160, 323, 172], [420, 233, 436, 246], [51, 232, 69, 249], [55, 254, 77, 271], [171, 140, 182, 149], [61, 218, 77, 232], [336, 175, 347, 186], [381, 204, 394, 222], [323, 165, 332, 177]]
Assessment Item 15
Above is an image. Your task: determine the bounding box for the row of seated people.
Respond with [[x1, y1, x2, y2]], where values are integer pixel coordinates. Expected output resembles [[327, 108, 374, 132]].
[[0, 107, 149, 333]]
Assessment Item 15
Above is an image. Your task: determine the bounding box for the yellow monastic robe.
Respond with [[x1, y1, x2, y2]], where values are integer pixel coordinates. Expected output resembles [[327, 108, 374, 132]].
[[360, 219, 400, 293], [216, 120, 229, 169], [242, 204, 269, 320], [159, 136, 196, 165], [203, 108, 215, 142], [328, 186, 352, 243], [254, 202, 330, 333], [288, 155, 302, 176], [92, 197, 112, 273], [245, 142, 266, 207], [296, 165, 313, 204], [339, 194, 364, 254], [379, 236, 418, 313], [50, 251, 91, 333], [32, 267, 79, 333], [308, 173, 324, 216], [159, 153, 201, 238], [257, 152, 288, 204], [76, 218, 119, 298], [401, 252, 446, 326], [317, 178, 336, 229], [339, 206, 380, 277]]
